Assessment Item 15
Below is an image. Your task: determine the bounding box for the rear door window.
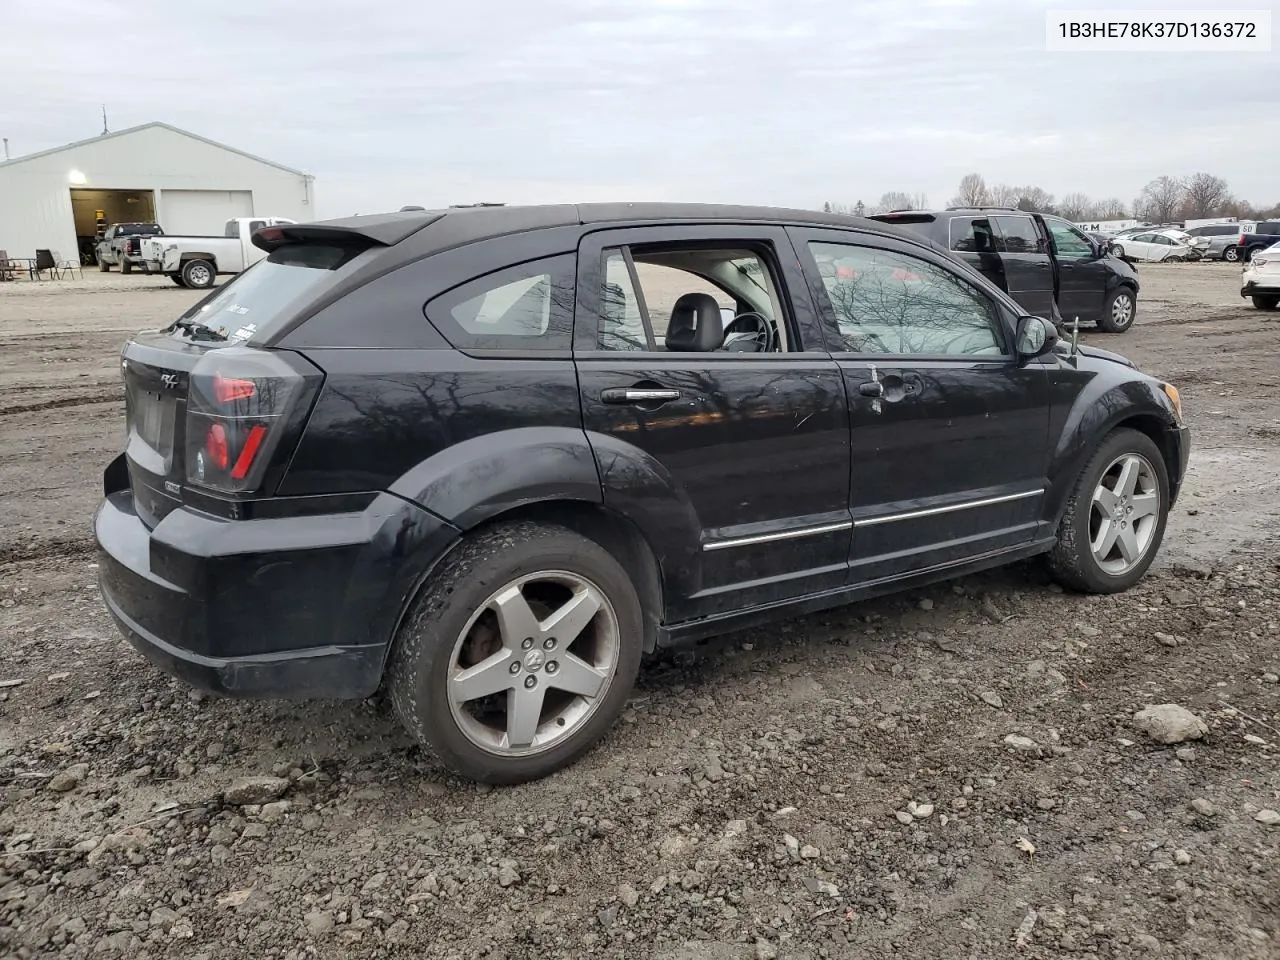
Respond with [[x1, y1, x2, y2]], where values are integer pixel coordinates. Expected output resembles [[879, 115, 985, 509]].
[[992, 216, 1045, 254], [948, 216, 999, 254]]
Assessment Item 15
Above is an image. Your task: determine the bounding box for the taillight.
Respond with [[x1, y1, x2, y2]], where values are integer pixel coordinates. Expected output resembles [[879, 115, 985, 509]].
[[185, 348, 322, 495]]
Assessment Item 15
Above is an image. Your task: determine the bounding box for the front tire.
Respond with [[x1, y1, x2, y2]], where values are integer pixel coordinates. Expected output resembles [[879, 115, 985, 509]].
[[1096, 287, 1137, 332], [1047, 428, 1170, 594], [170, 275, 187, 287], [388, 521, 644, 785], [180, 259, 215, 289], [1110, 243, 1126, 259], [98, 257, 110, 272], [1252, 295, 1279, 311]]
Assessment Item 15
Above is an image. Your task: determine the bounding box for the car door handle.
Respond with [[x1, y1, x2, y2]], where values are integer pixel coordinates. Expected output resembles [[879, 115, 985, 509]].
[[601, 387, 681, 404], [858, 381, 883, 398]]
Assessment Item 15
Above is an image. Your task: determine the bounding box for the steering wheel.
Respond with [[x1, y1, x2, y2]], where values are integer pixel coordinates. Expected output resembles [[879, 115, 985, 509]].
[[721, 311, 775, 353]]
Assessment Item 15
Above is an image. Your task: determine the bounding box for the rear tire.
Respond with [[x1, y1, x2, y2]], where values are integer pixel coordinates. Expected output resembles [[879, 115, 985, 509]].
[[1110, 243, 1125, 259], [1247, 246, 1266, 262], [120, 259, 132, 275], [180, 259, 215, 289], [1096, 287, 1136, 332], [388, 521, 644, 785], [1252, 295, 1279, 311], [1047, 428, 1169, 594], [1223, 245, 1241, 263]]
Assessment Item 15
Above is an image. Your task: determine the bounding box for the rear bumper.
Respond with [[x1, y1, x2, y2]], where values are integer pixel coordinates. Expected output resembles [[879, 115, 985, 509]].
[[1242, 280, 1280, 298], [95, 469, 460, 698]]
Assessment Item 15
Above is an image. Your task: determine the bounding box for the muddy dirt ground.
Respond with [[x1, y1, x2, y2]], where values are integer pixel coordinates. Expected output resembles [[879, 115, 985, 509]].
[[1, 264, 1278, 959]]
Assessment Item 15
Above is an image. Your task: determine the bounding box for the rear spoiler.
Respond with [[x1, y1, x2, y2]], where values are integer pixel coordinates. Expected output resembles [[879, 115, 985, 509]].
[[868, 212, 936, 225], [252, 211, 445, 252]]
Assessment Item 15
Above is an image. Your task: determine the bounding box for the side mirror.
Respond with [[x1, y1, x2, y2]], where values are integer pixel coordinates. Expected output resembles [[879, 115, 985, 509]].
[[1016, 315, 1060, 361]]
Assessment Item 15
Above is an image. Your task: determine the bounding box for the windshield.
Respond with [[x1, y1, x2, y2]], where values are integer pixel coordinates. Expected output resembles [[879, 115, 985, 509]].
[[173, 244, 362, 342]]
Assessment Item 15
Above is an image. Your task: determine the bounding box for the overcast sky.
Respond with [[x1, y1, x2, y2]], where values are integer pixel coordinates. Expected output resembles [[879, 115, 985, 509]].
[[2, 0, 1276, 218]]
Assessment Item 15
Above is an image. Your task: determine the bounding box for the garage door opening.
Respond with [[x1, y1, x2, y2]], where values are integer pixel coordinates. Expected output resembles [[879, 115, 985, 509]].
[[70, 188, 156, 264]]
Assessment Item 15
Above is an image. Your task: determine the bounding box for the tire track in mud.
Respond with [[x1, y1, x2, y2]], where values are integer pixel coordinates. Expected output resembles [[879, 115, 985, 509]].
[[0, 389, 122, 417]]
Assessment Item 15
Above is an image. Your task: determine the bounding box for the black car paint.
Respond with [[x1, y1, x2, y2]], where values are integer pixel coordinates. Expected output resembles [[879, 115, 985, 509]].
[[94, 204, 1189, 699]]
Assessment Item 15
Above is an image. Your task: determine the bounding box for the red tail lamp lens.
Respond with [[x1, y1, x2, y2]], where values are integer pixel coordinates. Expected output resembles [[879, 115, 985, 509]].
[[213, 373, 256, 403], [206, 423, 229, 470], [230, 425, 268, 480]]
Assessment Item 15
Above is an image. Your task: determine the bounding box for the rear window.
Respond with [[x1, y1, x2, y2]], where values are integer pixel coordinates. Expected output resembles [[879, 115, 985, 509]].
[[176, 244, 361, 343], [120, 223, 162, 236]]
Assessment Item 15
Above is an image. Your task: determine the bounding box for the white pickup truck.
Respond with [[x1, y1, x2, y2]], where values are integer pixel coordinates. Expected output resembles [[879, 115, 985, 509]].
[[139, 216, 296, 288]]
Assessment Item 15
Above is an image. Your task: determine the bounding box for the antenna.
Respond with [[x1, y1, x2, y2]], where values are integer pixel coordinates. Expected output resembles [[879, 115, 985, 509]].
[[1070, 316, 1081, 359], [101, 105, 109, 136], [2, 138, 8, 162]]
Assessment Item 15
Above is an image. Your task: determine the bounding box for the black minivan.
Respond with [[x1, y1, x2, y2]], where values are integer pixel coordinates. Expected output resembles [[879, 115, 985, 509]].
[[872, 207, 1141, 333], [95, 203, 1188, 784]]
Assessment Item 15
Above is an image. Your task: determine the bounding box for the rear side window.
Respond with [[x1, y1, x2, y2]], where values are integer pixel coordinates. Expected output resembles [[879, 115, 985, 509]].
[[425, 254, 575, 352], [1260, 222, 1280, 234]]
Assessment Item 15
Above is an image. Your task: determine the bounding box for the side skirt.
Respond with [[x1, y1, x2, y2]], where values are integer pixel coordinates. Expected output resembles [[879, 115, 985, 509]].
[[655, 537, 1057, 648]]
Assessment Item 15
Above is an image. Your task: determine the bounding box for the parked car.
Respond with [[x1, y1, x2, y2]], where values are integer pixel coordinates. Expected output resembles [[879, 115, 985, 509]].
[[1184, 223, 1246, 262], [138, 216, 296, 288], [94, 203, 1190, 783], [1241, 240, 1280, 309], [95, 222, 164, 272], [1109, 230, 1197, 263], [872, 207, 1140, 332], [1235, 221, 1280, 263]]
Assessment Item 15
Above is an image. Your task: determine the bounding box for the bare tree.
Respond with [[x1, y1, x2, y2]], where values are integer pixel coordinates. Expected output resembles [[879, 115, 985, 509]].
[[1181, 172, 1231, 219], [1134, 176, 1185, 223], [874, 191, 924, 213], [988, 183, 1020, 207], [1013, 186, 1056, 214], [853, 200, 865, 217], [949, 173, 989, 208], [1058, 192, 1094, 222], [1095, 197, 1128, 219]]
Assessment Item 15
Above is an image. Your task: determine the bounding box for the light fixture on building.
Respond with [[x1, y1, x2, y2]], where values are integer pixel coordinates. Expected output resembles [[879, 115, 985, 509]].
[[68, 169, 87, 185]]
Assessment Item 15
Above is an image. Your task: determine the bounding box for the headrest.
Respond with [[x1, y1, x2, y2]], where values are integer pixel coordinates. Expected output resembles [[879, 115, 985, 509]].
[[665, 293, 723, 352]]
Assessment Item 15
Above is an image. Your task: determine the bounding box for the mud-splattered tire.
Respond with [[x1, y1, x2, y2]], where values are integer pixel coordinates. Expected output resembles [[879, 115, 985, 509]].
[[1047, 428, 1170, 594], [1096, 288, 1136, 333], [388, 521, 643, 785], [1252, 295, 1279, 311]]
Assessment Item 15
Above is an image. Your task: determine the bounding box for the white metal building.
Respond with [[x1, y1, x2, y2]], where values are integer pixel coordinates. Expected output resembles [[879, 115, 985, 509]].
[[0, 122, 315, 264]]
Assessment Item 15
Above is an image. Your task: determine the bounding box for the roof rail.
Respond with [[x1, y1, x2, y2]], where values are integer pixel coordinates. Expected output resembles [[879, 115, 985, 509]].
[[944, 205, 1020, 212]]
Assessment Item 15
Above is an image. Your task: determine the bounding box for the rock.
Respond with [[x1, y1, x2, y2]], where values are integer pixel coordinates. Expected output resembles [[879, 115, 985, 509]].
[[1254, 809, 1280, 826], [259, 800, 292, 822], [497, 861, 521, 887], [1175, 849, 1191, 865], [619, 883, 639, 908], [1263, 673, 1279, 684], [304, 910, 334, 937], [917, 598, 934, 611], [724, 819, 748, 839], [1036, 798, 1056, 811], [1004, 734, 1039, 752], [1154, 632, 1178, 647], [240, 823, 268, 839], [800, 844, 820, 859], [597, 905, 619, 927], [1133, 704, 1208, 744], [1190, 798, 1217, 817], [1176, 747, 1197, 761], [911, 803, 934, 819], [783, 834, 800, 860], [1076, 624, 1101, 637], [0, 678, 25, 688], [980, 691, 1004, 709], [1134, 933, 1161, 951], [680, 870, 703, 890], [755, 938, 779, 960], [385, 919, 410, 944], [803, 877, 840, 897], [224, 776, 290, 805], [47, 763, 89, 792], [895, 811, 914, 825]]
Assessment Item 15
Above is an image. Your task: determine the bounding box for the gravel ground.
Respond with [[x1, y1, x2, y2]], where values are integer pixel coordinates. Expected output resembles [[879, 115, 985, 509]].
[[2, 263, 1279, 959]]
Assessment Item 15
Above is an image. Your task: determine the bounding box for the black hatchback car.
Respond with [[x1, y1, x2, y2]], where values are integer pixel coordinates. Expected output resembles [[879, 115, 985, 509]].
[[96, 204, 1189, 783], [872, 207, 1141, 333]]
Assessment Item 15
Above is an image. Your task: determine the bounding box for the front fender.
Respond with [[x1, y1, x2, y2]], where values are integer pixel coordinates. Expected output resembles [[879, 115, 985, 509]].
[[388, 426, 603, 529], [1044, 369, 1176, 524]]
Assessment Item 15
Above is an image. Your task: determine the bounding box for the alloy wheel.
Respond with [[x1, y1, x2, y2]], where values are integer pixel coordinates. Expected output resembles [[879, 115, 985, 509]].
[[1089, 453, 1161, 575], [1111, 293, 1134, 327], [446, 570, 620, 756]]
